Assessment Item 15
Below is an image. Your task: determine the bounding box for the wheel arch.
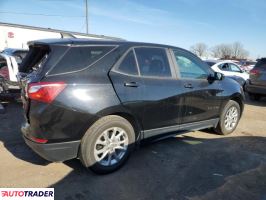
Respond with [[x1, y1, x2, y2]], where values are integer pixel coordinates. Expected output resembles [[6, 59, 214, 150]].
[[230, 93, 244, 117], [96, 106, 143, 143]]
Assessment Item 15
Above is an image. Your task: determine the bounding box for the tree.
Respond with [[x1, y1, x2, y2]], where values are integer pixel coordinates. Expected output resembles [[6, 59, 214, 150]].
[[211, 44, 232, 59], [231, 42, 249, 59], [190, 43, 208, 57]]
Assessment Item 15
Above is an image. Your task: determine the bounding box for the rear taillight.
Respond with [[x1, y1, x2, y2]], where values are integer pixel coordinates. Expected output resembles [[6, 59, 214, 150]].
[[30, 136, 48, 144], [250, 69, 260, 76], [27, 82, 66, 103]]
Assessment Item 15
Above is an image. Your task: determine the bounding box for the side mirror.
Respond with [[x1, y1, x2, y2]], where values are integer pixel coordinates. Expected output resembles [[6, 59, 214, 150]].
[[208, 72, 224, 82], [214, 72, 224, 80]]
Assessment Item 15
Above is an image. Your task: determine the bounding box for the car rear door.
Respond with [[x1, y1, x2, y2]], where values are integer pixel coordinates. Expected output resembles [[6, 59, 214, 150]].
[[109, 47, 185, 135], [170, 48, 222, 124]]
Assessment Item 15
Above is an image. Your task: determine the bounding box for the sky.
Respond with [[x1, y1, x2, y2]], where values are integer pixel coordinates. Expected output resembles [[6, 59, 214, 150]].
[[0, 0, 265, 59]]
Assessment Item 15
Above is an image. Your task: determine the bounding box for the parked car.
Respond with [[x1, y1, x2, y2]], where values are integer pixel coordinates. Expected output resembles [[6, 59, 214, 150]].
[[205, 60, 249, 88], [245, 58, 266, 101], [239, 60, 257, 72], [0, 48, 28, 95], [19, 39, 244, 174]]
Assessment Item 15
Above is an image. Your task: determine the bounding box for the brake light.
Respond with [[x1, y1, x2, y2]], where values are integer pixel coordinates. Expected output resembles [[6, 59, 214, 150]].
[[28, 82, 66, 103], [30, 136, 48, 144], [250, 69, 260, 76]]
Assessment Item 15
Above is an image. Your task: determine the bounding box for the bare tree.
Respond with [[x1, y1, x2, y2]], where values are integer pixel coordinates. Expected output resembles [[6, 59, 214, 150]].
[[190, 43, 208, 57], [231, 42, 249, 59], [211, 44, 232, 59]]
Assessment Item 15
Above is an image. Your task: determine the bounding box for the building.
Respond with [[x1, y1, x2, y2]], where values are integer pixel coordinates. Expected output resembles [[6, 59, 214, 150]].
[[0, 22, 122, 51]]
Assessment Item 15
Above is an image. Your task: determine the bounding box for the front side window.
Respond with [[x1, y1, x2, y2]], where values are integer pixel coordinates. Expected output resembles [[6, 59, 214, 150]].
[[173, 50, 208, 79], [229, 63, 242, 72], [116, 50, 138, 75], [134, 47, 172, 78]]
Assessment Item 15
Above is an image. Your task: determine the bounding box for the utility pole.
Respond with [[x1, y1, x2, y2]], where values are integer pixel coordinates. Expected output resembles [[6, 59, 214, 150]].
[[85, 0, 89, 34]]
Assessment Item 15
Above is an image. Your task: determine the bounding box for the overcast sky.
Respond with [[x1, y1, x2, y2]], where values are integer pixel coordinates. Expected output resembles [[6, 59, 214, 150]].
[[0, 0, 265, 59]]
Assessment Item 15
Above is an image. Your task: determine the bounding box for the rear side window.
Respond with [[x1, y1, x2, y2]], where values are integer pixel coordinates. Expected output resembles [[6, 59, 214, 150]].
[[116, 50, 138, 75], [51, 46, 115, 74], [134, 47, 172, 77]]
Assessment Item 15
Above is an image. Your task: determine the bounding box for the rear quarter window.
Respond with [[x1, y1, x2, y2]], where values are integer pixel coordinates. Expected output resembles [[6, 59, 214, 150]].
[[49, 46, 115, 75]]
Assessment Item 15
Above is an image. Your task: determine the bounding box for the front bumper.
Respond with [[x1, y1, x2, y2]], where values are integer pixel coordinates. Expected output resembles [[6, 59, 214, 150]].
[[21, 123, 80, 162]]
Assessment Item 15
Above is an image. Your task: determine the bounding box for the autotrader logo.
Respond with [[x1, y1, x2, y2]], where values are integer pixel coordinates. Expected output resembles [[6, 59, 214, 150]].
[[0, 188, 54, 200]]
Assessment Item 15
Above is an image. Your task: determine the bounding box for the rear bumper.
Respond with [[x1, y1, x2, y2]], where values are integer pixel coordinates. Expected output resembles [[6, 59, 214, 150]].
[[21, 123, 80, 162], [245, 82, 266, 95]]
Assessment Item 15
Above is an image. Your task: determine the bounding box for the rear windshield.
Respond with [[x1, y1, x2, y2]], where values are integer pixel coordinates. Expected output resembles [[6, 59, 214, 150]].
[[255, 59, 266, 69], [0, 56, 7, 69], [49, 46, 115, 74], [205, 61, 215, 66], [19, 45, 50, 73]]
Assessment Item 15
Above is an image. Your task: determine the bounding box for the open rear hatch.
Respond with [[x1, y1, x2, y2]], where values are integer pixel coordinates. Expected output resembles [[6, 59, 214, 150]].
[[18, 44, 50, 121]]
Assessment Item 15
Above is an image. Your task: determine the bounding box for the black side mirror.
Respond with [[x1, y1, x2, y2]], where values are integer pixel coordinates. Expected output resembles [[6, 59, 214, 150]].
[[214, 72, 224, 80], [208, 72, 224, 83]]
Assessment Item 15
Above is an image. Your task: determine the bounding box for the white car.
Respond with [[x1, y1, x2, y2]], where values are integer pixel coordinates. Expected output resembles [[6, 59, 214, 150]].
[[0, 49, 28, 93], [205, 60, 249, 81]]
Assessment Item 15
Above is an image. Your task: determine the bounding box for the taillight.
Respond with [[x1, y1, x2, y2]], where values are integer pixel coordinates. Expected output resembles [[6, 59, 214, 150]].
[[30, 136, 48, 144], [27, 82, 66, 103], [250, 69, 260, 76]]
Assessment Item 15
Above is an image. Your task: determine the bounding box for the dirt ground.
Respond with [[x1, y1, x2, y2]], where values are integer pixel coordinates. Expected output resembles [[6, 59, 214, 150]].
[[0, 97, 266, 200]]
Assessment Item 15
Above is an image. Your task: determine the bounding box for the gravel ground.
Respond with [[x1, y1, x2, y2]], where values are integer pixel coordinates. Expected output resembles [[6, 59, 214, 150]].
[[0, 97, 266, 200]]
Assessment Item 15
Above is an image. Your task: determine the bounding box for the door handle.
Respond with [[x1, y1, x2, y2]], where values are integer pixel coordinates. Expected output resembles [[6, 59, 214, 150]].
[[184, 83, 193, 89], [124, 82, 139, 87]]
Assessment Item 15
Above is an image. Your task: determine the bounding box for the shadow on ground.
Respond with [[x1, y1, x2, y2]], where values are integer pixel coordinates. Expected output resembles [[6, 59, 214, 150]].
[[1, 102, 266, 200], [244, 93, 266, 107], [48, 136, 266, 200], [0, 101, 49, 165]]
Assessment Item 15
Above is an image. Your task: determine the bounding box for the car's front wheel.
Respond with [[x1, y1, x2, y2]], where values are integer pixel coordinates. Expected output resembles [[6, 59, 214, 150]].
[[80, 115, 135, 174], [215, 100, 241, 135]]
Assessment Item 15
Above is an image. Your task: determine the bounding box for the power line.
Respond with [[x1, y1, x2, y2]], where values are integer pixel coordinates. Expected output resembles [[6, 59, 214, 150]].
[[0, 11, 85, 18]]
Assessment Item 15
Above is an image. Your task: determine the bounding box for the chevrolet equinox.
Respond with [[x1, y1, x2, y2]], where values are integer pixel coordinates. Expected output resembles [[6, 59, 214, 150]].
[[19, 39, 244, 174]]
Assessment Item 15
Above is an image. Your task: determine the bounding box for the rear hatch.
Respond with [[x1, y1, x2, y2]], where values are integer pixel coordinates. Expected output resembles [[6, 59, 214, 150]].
[[249, 59, 266, 87], [18, 44, 52, 121]]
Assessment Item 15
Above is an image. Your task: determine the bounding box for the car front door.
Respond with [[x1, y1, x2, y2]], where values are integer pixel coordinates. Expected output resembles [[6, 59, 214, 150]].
[[170, 48, 223, 124]]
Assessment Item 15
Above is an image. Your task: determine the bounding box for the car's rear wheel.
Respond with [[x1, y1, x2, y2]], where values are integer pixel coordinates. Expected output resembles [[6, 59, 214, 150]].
[[80, 115, 135, 174], [215, 100, 241, 135]]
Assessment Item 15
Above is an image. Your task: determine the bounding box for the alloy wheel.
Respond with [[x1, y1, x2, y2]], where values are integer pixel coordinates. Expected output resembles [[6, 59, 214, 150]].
[[94, 127, 129, 166]]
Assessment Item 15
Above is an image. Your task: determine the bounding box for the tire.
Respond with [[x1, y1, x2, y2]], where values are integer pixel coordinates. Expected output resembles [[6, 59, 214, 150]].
[[214, 100, 241, 135], [79, 115, 135, 174]]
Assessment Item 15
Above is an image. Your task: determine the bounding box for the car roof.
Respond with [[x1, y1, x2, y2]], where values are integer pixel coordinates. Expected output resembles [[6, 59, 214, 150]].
[[28, 38, 180, 49], [205, 60, 238, 64]]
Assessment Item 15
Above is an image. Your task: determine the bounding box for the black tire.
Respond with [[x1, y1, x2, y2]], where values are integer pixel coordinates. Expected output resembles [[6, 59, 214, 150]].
[[79, 115, 135, 174], [214, 100, 241, 135]]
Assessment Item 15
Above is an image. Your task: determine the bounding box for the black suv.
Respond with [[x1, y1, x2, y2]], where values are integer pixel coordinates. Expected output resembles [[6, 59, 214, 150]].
[[246, 58, 266, 101], [19, 39, 244, 173]]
